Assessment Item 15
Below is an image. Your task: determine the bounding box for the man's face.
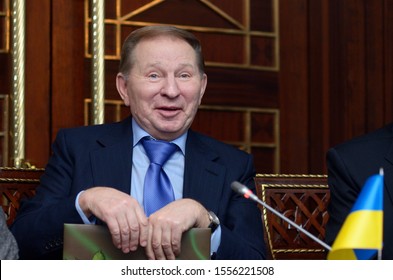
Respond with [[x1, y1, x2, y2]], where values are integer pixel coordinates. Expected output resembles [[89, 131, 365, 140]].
[[117, 35, 207, 141]]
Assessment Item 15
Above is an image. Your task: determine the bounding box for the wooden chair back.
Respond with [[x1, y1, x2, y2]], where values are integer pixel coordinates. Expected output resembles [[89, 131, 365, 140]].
[[254, 174, 330, 259], [0, 167, 43, 226], [1, 168, 331, 260]]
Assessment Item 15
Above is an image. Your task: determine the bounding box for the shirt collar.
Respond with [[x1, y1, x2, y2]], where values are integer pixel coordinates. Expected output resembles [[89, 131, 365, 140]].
[[132, 118, 187, 155]]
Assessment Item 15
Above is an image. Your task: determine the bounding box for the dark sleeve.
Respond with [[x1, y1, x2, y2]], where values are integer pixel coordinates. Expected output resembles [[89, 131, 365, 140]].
[[0, 212, 19, 259], [325, 148, 361, 245], [215, 154, 266, 260], [10, 130, 84, 259]]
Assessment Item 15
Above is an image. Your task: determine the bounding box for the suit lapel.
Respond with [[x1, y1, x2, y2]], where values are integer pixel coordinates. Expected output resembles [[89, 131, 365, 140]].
[[90, 117, 133, 194], [183, 131, 226, 212], [87, 124, 227, 211]]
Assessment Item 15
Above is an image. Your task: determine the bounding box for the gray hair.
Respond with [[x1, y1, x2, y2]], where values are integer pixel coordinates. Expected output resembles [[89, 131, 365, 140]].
[[119, 25, 205, 76]]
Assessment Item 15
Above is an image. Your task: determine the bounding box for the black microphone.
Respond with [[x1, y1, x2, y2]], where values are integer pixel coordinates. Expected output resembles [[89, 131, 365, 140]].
[[231, 181, 332, 251]]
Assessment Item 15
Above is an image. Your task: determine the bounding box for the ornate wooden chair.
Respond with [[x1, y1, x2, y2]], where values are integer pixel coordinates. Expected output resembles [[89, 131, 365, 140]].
[[254, 174, 330, 259], [0, 167, 44, 226]]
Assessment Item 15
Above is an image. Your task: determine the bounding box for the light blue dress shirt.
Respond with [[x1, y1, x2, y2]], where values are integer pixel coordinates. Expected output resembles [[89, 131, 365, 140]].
[[76, 118, 220, 255], [131, 119, 186, 204]]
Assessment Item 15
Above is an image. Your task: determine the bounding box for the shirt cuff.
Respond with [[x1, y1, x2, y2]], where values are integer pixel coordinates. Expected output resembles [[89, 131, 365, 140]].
[[75, 191, 96, 224], [210, 225, 221, 256]]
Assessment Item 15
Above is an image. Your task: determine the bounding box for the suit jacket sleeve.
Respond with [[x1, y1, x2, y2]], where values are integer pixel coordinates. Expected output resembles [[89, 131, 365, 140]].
[[215, 154, 266, 260], [10, 129, 87, 259], [184, 131, 266, 260], [11, 119, 133, 260], [325, 147, 362, 245]]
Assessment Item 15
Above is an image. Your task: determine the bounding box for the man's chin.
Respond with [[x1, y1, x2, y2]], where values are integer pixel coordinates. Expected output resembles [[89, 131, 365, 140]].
[[154, 124, 186, 139]]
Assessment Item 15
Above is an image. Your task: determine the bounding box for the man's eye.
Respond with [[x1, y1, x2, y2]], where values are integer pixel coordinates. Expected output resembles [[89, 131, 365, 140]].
[[148, 73, 159, 79], [179, 73, 191, 79]]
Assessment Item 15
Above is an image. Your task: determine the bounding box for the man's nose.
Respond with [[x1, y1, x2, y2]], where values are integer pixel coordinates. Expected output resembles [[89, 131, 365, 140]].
[[161, 76, 180, 97]]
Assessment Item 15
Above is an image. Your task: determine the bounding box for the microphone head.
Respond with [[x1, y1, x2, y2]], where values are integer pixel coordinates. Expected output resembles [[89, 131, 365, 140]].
[[231, 181, 257, 201], [231, 181, 248, 195]]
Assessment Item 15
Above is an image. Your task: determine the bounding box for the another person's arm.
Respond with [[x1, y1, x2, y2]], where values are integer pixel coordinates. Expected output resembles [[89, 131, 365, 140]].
[[0, 212, 19, 260], [325, 148, 361, 245]]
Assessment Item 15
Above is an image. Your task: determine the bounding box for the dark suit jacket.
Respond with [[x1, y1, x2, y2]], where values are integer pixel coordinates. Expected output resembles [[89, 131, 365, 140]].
[[11, 117, 266, 260], [326, 123, 393, 259]]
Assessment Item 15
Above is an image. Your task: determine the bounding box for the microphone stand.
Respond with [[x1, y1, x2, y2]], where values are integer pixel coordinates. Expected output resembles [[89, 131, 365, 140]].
[[231, 181, 332, 251]]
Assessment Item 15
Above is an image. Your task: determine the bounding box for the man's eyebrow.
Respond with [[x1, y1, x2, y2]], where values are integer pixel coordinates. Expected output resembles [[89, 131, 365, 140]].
[[179, 63, 194, 68], [143, 62, 195, 69]]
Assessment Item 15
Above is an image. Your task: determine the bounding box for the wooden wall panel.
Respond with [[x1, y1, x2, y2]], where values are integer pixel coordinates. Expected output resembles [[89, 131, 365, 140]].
[[280, 0, 393, 174], [0, 56, 10, 95], [365, 0, 385, 129], [4, 0, 393, 176], [328, 0, 393, 147], [279, 0, 309, 173], [328, 0, 367, 145], [308, 0, 330, 173], [24, 0, 51, 167], [202, 67, 278, 108], [0, 0, 51, 167], [51, 0, 86, 138], [384, 0, 393, 123]]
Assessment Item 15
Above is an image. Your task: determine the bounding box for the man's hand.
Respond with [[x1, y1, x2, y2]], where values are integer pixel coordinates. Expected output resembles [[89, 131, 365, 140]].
[[78, 187, 149, 253], [145, 198, 210, 260]]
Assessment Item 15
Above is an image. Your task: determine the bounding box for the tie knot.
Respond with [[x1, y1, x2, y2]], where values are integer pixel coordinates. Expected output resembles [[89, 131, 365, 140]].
[[141, 137, 178, 166]]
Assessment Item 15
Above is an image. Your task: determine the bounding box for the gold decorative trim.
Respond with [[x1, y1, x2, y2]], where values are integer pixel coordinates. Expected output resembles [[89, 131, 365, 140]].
[[272, 249, 326, 254], [84, 98, 124, 125], [261, 183, 328, 189], [90, 0, 105, 124], [10, 0, 25, 168], [200, 0, 244, 30], [256, 173, 327, 178], [0, 167, 44, 182], [0, 178, 40, 183], [0, 167, 44, 171], [118, 0, 162, 22], [260, 185, 275, 259], [257, 174, 329, 189]]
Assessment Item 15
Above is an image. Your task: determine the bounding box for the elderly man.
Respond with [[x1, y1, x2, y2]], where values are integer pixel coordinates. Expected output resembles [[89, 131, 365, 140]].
[[11, 25, 266, 260]]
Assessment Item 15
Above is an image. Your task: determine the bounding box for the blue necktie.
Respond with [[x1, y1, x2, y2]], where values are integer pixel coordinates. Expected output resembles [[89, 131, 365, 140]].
[[142, 137, 178, 216]]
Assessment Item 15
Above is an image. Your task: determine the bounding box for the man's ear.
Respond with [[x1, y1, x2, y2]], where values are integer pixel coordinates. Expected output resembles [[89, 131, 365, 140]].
[[116, 73, 130, 106], [198, 73, 207, 104]]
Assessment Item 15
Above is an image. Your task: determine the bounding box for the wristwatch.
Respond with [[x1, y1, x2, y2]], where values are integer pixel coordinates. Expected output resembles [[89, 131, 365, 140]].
[[207, 211, 220, 233]]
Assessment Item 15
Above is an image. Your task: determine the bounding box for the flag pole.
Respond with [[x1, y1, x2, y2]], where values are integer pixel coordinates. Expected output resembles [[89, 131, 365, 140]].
[[378, 167, 384, 260]]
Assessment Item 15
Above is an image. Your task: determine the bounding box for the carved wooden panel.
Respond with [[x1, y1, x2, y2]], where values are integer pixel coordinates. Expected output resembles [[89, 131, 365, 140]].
[[0, 168, 43, 225], [255, 174, 329, 259]]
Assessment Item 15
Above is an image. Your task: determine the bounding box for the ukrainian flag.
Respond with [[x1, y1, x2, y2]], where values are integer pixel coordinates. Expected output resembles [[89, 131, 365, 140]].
[[328, 172, 384, 260]]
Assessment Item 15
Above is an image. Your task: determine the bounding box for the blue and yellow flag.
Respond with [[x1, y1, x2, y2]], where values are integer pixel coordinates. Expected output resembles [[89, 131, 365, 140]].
[[328, 172, 384, 260]]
